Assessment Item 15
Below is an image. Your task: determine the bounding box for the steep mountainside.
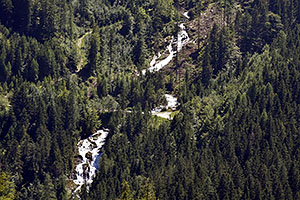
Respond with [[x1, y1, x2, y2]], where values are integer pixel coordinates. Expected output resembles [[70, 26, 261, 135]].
[[0, 0, 300, 199]]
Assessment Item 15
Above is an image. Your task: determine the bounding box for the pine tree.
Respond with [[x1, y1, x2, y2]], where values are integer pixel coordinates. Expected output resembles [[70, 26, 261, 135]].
[[0, 0, 13, 25], [201, 54, 213, 88], [0, 171, 16, 200], [119, 181, 133, 200], [41, 173, 57, 200], [27, 58, 39, 82], [139, 179, 156, 200], [87, 26, 101, 75]]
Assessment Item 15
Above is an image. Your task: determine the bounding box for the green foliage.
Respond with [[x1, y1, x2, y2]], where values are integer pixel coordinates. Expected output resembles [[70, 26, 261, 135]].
[[120, 181, 134, 200], [0, 0, 300, 199], [0, 172, 16, 200]]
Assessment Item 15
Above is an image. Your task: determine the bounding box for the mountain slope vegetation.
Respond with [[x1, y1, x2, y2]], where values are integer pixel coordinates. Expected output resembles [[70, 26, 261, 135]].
[[0, 0, 300, 199]]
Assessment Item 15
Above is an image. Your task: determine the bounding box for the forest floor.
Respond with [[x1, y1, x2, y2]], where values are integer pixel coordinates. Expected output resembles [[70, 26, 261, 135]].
[[152, 111, 173, 119], [76, 31, 92, 72]]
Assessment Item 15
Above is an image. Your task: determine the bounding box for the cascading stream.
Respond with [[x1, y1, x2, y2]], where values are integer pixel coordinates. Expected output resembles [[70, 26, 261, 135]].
[[148, 12, 190, 118], [72, 11, 190, 197], [73, 129, 109, 195], [142, 18, 190, 75]]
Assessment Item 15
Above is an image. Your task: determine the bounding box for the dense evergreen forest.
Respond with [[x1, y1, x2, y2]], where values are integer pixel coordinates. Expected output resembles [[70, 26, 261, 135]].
[[0, 0, 300, 199]]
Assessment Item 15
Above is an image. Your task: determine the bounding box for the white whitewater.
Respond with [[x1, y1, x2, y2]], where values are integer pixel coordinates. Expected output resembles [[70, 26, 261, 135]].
[[73, 129, 109, 194], [147, 12, 190, 118], [72, 10, 190, 198], [183, 11, 190, 19], [151, 94, 179, 119], [165, 94, 178, 110], [142, 20, 190, 75]]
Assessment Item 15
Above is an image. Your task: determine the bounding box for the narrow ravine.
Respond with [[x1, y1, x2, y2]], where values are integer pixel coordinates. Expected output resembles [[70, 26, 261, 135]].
[[72, 129, 109, 196], [142, 20, 190, 75], [149, 12, 190, 119], [72, 12, 190, 198]]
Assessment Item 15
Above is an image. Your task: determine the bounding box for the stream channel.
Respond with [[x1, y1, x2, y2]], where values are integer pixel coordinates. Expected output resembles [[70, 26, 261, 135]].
[[72, 11, 190, 197]]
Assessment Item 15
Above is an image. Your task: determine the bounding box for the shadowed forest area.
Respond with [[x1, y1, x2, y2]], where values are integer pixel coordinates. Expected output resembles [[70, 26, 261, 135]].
[[0, 0, 300, 199]]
